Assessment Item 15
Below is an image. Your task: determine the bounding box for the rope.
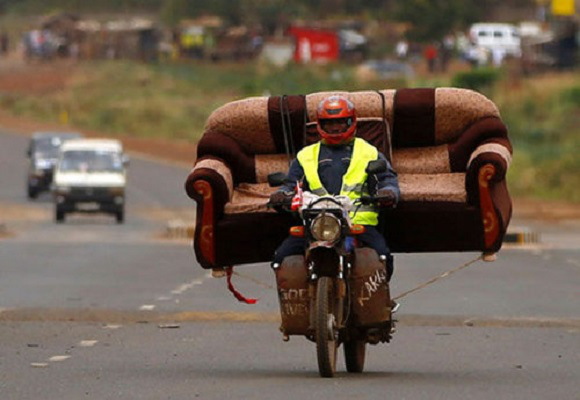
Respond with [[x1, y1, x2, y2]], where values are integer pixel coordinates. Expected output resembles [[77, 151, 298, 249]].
[[283, 95, 295, 157], [229, 254, 483, 302], [279, 95, 295, 167], [232, 270, 275, 290], [392, 255, 483, 301]]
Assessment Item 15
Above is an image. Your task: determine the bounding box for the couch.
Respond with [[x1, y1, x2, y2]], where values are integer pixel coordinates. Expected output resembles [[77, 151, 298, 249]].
[[185, 88, 512, 269]]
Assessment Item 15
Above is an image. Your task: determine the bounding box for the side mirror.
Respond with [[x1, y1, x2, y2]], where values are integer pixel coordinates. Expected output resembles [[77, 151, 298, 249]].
[[122, 154, 130, 167], [366, 159, 387, 175], [267, 172, 287, 187]]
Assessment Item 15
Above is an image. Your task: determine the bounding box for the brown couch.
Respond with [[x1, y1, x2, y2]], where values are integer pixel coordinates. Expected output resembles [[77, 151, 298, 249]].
[[185, 88, 512, 269]]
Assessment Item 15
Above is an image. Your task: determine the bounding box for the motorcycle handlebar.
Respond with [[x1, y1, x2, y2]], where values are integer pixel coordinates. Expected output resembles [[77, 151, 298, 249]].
[[358, 195, 395, 207], [266, 199, 293, 212]]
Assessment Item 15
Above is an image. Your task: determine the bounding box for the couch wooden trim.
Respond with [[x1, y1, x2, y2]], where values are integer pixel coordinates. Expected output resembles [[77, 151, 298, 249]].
[[478, 164, 501, 250]]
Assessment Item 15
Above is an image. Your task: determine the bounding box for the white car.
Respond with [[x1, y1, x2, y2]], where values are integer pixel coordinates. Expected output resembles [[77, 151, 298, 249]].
[[469, 23, 522, 58], [52, 139, 128, 223]]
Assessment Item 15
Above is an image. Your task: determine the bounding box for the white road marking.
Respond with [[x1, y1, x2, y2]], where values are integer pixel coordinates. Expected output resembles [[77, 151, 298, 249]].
[[157, 296, 172, 301], [139, 304, 156, 311], [30, 363, 49, 368], [48, 355, 70, 362], [103, 324, 122, 330], [171, 279, 203, 295], [79, 340, 98, 347]]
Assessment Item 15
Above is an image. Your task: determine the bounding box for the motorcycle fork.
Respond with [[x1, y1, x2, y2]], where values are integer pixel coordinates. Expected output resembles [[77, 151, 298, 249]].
[[307, 255, 348, 334]]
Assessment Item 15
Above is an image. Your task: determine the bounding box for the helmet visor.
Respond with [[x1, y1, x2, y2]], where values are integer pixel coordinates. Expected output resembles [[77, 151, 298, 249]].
[[318, 117, 353, 135]]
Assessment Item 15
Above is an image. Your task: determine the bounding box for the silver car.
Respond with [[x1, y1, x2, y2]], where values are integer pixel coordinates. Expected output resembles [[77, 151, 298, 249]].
[[26, 131, 83, 199]]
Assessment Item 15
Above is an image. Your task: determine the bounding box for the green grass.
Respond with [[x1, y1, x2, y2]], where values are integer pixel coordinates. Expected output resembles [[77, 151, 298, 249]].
[[0, 60, 404, 141], [496, 77, 580, 202], [0, 60, 578, 202]]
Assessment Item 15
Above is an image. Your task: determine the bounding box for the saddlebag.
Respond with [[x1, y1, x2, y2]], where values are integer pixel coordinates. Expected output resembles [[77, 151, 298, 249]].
[[349, 248, 391, 327], [275, 255, 310, 336]]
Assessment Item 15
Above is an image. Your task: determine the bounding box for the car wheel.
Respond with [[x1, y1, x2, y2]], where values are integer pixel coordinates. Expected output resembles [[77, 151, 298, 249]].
[[55, 208, 65, 223], [27, 186, 38, 199], [115, 210, 124, 224]]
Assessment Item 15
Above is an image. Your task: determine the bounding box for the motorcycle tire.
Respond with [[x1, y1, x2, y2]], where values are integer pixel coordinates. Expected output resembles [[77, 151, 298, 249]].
[[344, 339, 366, 373], [315, 277, 338, 378]]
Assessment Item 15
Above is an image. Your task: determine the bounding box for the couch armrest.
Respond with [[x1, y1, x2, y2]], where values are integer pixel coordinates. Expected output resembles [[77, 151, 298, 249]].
[[468, 161, 513, 253], [467, 143, 512, 181], [184, 158, 234, 269]]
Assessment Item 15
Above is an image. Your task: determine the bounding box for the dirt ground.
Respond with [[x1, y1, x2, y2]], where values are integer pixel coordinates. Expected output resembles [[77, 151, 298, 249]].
[[1, 58, 579, 221]]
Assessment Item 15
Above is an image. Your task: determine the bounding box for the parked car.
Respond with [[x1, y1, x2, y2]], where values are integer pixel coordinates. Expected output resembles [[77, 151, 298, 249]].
[[469, 23, 522, 58], [26, 131, 83, 199], [52, 139, 128, 223]]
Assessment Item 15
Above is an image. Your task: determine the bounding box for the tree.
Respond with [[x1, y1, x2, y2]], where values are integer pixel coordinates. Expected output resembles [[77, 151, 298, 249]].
[[160, 0, 210, 26], [394, 0, 485, 42]]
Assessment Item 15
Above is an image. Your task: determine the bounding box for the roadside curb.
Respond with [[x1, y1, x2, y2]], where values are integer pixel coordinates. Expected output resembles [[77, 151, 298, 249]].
[[504, 227, 540, 244], [165, 219, 194, 239]]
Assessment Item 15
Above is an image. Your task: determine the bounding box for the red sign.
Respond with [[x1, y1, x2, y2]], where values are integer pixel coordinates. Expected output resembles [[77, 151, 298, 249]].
[[288, 26, 339, 63]]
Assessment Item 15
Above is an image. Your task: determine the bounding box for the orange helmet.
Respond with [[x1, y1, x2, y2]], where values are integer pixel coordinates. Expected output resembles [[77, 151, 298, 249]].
[[316, 95, 357, 146]]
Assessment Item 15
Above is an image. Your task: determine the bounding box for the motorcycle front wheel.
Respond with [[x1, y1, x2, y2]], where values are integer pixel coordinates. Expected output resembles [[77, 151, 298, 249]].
[[315, 276, 339, 377]]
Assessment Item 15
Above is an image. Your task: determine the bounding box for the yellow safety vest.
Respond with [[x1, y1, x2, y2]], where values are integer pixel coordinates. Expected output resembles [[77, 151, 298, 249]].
[[296, 138, 379, 226]]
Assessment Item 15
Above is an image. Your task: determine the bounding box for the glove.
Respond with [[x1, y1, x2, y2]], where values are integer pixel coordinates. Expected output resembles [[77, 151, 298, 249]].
[[268, 191, 293, 207], [376, 188, 396, 207]]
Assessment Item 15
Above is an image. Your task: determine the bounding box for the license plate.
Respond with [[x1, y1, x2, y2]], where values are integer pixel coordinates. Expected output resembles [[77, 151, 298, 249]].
[[76, 202, 100, 211]]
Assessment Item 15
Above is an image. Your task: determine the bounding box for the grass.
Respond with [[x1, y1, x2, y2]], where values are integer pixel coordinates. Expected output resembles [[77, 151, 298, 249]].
[[493, 73, 580, 202], [0, 59, 578, 202]]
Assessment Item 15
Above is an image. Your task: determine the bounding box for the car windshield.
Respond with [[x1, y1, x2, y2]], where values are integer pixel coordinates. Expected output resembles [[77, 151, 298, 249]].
[[34, 137, 63, 158], [59, 150, 123, 173]]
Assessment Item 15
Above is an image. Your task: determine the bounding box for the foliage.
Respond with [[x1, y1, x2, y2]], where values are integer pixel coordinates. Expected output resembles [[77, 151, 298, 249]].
[[2, 0, 536, 27], [0, 60, 388, 142], [495, 75, 580, 202], [451, 68, 501, 93], [0, 58, 576, 202], [394, 0, 485, 42]]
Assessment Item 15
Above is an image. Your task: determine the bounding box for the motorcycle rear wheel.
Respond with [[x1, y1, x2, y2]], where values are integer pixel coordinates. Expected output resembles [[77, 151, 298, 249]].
[[315, 277, 338, 378], [344, 339, 366, 373]]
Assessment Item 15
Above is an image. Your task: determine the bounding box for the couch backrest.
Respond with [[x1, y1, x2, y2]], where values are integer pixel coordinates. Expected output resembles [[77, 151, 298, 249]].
[[197, 88, 507, 185]]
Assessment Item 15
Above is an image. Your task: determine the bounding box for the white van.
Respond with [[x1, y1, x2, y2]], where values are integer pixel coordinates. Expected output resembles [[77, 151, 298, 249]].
[[52, 139, 128, 223], [469, 23, 521, 58]]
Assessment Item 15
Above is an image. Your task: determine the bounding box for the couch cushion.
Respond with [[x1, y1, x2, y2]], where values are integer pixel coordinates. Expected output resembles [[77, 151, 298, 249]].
[[224, 183, 276, 214], [223, 173, 467, 215], [399, 173, 466, 203]]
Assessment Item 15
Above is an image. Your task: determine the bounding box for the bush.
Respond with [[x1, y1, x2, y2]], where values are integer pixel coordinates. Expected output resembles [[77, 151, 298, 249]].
[[451, 68, 501, 92]]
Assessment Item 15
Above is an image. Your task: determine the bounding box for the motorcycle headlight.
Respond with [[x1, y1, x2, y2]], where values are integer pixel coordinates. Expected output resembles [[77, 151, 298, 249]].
[[310, 213, 341, 242]]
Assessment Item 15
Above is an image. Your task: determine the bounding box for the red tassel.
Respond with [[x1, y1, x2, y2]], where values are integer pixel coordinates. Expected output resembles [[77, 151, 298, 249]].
[[225, 267, 258, 304]]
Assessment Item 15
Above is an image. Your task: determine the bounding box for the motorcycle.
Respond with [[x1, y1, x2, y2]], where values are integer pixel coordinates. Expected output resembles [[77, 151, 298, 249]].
[[268, 160, 395, 377]]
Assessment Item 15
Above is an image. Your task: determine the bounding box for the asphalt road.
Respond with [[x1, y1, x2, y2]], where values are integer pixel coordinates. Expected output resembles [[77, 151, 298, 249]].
[[1, 130, 579, 399]]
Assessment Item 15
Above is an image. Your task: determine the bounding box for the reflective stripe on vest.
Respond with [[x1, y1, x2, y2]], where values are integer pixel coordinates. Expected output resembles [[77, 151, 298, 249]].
[[296, 138, 379, 225]]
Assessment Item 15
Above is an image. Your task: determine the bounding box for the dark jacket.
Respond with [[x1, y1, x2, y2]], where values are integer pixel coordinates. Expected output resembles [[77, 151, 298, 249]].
[[279, 141, 400, 200]]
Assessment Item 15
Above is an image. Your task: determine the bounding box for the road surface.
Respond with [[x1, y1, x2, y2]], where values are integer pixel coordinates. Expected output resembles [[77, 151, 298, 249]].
[[1, 130, 578, 399]]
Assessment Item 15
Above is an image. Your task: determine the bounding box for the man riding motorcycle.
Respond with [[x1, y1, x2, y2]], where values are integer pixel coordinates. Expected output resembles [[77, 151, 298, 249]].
[[270, 95, 400, 283]]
